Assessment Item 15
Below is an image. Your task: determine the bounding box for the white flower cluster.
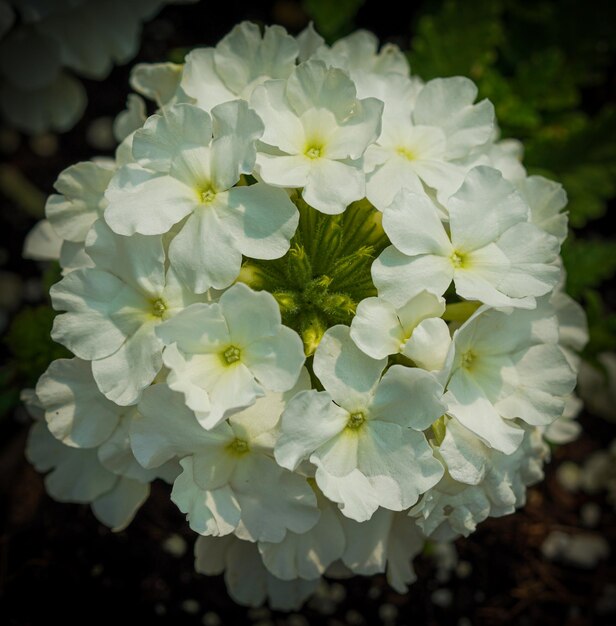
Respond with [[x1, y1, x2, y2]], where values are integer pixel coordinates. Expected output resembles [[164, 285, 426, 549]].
[[0, 0, 196, 133], [24, 22, 588, 609]]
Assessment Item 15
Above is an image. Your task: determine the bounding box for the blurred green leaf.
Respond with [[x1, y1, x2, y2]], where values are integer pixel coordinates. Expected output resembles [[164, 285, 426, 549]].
[[4, 305, 70, 387], [562, 238, 616, 300], [303, 0, 364, 41], [582, 290, 616, 358], [409, 0, 503, 80], [526, 108, 616, 227]]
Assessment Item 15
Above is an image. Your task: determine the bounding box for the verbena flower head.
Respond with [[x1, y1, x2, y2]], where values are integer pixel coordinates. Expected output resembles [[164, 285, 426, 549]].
[[25, 20, 587, 610]]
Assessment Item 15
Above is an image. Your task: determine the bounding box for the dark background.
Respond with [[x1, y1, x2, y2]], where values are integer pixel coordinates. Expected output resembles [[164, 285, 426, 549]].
[[1, 1, 615, 624]]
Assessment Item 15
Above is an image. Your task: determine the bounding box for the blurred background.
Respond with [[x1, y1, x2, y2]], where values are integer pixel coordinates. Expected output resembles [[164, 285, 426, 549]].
[[0, 0, 615, 624]]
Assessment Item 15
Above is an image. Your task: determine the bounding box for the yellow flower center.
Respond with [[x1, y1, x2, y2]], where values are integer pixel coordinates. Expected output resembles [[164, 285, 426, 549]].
[[450, 250, 466, 268], [460, 350, 476, 370], [396, 146, 416, 161], [305, 145, 323, 159], [346, 411, 366, 430], [150, 298, 167, 318], [221, 345, 241, 365], [227, 438, 250, 455], [200, 187, 216, 204]]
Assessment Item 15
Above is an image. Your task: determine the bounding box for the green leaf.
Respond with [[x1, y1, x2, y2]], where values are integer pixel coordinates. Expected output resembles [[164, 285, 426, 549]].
[[409, 0, 503, 80], [4, 305, 70, 386], [303, 0, 364, 41], [561, 238, 616, 300], [525, 108, 616, 227], [582, 291, 616, 359]]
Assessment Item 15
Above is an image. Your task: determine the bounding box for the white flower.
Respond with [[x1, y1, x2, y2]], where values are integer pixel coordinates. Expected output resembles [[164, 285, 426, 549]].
[[133, 376, 319, 542], [0, 0, 193, 133], [251, 60, 383, 214], [364, 77, 494, 209], [373, 166, 561, 308], [517, 175, 569, 244], [258, 483, 345, 580], [105, 101, 298, 293], [155, 283, 306, 429], [51, 220, 199, 405], [181, 21, 299, 110], [195, 535, 318, 610], [350, 290, 450, 370], [46, 159, 116, 243], [275, 325, 445, 521], [443, 305, 576, 453]]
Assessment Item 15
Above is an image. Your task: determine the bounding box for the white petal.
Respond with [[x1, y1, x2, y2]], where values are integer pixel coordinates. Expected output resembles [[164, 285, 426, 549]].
[[129, 61, 183, 105], [168, 204, 242, 293], [370, 365, 446, 430], [448, 166, 529, 252], [91, 477, 149, 532], [255, 152, 311, 187], [372, 247, 453, 307], [232, 455, 319, 543], [314, 325, 385, 411], [413, 77, 494, 158], [302, 159, 365, 215], [439, 418, 490, 485], [275, 390, 348, 471], [132, 103, 213, 172], [402, 317, 451, 371], [496, 345, 576, 425], [286, 61, 357, 119], [36, 357, 120, 448], [172, 457, 240, 536], [46, 160, 115, 242], [314, 464, 380, 522], [259, 489, 345, 580], [91, 321, 162, 406], [23, 219, 62, 261], [51, 268, 143, 360], [445, 369, 524, 454], [244, 326, 306, 392], [357, 421, 443, 509], [181, 47, 235, 110], [156, 302, 229, 353], [381, 189, 452, 256], [366, 158, 424, 211], [104, 164, 197, 236], [133, 383, 231, 469], [350, 297, 405, 359], [225, 183, 298, 260]]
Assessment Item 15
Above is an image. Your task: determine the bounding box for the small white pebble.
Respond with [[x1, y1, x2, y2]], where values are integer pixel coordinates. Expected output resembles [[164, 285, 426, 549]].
[[154, 603, 166, 616], [344, 609, 364, 625], [456, 561, 472, 579], [162, 533, 187, 558], [556, 461, 581, 492], [367, 585, 381, 599], [29, 133, 58, 157], [378, 603, 398, 622], [247, 608, 271, 620], [86, 116, 116, 150], [580, 502, 601, 527], [181, 599, 200, 615], [542, 530, 610, 568], [202, 612, 221, 626], [431, 588, 453, 608]]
